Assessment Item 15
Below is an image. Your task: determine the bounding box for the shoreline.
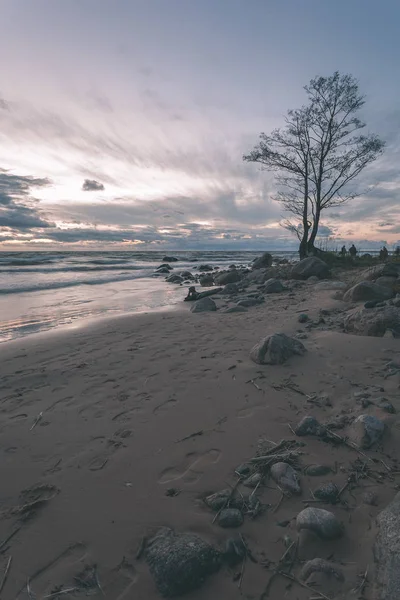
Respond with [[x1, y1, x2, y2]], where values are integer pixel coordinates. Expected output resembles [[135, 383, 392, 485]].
[[0, 276, 399, 598]]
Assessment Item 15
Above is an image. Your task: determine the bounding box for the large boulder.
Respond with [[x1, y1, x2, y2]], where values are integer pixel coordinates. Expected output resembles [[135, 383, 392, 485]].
[[220, 283, 239, 296], [146, 528, 220, 597], [252, 252, 273, 270], [375, 276, 398, 290], [291, 257, 330, 280], [190, 297, 217, 313], [344, 306, 400, 337], [214, 270, 242, 285], [166, 274, 183, 284], [250, 333, 306, 365], [264, 278, 284, 294], [343, 281, 394, 302], [199, 274, 214, 287], [180, 271, 194, 280], [357, 263, 400, 283], [163, 256, 178, 262], [198, 264, 213, 272], [374, 493, 400, 600]]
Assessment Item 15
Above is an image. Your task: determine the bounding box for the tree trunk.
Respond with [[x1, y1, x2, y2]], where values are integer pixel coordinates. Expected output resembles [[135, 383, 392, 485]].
[[299, 183, 309, 259], [307, 208, 320, 255]]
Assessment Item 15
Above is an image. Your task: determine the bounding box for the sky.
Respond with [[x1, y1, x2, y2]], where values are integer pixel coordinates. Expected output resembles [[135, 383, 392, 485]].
[[0, 0, 399, 251]]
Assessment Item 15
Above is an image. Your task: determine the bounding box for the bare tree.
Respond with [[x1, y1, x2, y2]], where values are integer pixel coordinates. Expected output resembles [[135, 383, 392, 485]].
[[243, 72, 385, 258]]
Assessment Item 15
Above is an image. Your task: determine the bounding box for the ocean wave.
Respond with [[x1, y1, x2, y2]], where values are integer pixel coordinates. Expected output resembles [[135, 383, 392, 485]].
[[0, 264, 146, 274], [0, 271, 153, 295]]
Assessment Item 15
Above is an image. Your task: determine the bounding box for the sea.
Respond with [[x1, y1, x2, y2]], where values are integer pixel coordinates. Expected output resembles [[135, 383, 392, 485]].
[[0, 250, 299, 342]]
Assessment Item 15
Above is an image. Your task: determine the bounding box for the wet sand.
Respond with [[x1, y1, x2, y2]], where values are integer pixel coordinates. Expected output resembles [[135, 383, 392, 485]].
[[0, 285, 399, 599]]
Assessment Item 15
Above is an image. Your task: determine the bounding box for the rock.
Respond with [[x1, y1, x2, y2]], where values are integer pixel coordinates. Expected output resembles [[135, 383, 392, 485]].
[[156, 267, 172, 274], [300, 558, 344, 582], [270, 462, 301, 495], [190, 297, 217, 313], [384, 329, 395, 338], [307, 275, 319, 283], [349, 414, 385, 449], [375, 492, 400, 600], [222, 305, 248, 313], [220, 283, 239, 296], [218, 508, 243, 528], [298, 313, 309, 323], [252, 252, 273, 270], [344, 281, 394, 302], [215, 270, 241, 285], [199, 264, 213, 272], [296, 507, 343, 540], [344, 306, 400, 337], [180, 271, 194, 280], [237, 297, 264, 308], [264, 278, 284, 294], [313, 482, 339, 503], [376, 276, 398, 289], [199, 274, 214, 287], [357, 263, 400, 283], [204, 489, 231, 511], [163, 256, 178, 262], [250, 333, 306, 365], [224, 536, 246, 566], [376, 398, 396, 413], [315, 280, 347, 291], [235, 463, 252, 477], [363, 491, 378, 506], [291, 257, 330, 280], [305, 464, 332, 476], [158, 263, 173, 270], [166, 274, 183, 284], [295, 416, 322, 437], [146, 528, 220, 597], [243, 472, 262, 488]]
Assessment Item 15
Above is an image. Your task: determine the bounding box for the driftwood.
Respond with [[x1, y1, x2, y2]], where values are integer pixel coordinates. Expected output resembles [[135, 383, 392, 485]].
[[184, 287, 223, 301]]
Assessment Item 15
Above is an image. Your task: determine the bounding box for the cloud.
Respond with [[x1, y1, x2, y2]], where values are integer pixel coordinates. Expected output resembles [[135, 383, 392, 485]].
[[0, 170, 53, 229], [0, 98, 9, 111], [82, 178, 105, 191]]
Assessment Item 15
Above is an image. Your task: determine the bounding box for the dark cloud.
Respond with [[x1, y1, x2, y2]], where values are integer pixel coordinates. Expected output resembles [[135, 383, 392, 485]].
[[82, 179, 105, 191], [0, 170, 53, 229]]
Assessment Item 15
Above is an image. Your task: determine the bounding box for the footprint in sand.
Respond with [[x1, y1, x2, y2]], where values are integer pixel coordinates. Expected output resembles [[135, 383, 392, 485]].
[[158, 449, 221, 485], [236, 401, 270, 418], [153, 397, 178, 415]]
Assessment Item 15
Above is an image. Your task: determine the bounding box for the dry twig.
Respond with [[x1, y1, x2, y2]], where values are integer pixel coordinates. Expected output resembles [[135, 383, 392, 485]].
[[0, 555, 12, 595]]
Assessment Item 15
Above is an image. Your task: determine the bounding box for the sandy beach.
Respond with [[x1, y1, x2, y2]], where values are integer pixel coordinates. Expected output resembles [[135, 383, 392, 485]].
[[0, 280, 399, 599]]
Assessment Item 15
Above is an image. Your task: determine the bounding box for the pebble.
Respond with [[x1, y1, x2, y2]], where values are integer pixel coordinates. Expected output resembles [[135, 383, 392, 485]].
[[376, 397, 396, 414], [218, 508, 244, 528], [294, 416, 323, 436], [270, 462, 301, 495], [243, 472, 262, 488], [301, 558, 344, 582], [298, 313, 309, 323], [350, 414, 385, 449], [235, 463, 252, 476], [296, 507, 343, 540], [313, 482, 339, 503], [205, 490, 231, 511]]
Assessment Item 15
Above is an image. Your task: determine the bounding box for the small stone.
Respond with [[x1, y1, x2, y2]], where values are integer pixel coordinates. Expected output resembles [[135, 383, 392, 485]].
[[218, 508, 244, 528], [204, 490, 231, 511], [243, 472, 262, 488], [224, 536, 246, 566], [146, 528, 220, 597], [376, 398, 396, 414], [363, 491, 378, 506], [237, 297, 264, 307], [296, 507, 343, 540], [298, 313, 309, 323], [349, 414, 385, 449], [305, 465, 332, 476], [270, 462, 301, 495], [301, 558, 344, 582], [222, 305, 248, 314], [264, 278, 284, 294], [313, 482, 339, 503], [235, 463, 252, 476], [276, 519, 291, 527], [294, 416, 323, 437]]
